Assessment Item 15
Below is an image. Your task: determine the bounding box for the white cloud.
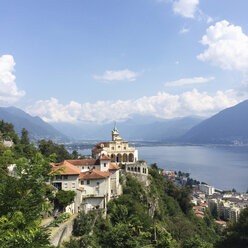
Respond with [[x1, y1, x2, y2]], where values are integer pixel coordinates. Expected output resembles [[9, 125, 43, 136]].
[[165, 76, 214, 87], [0, 55, 25, 104], [26, 89, 241, 124], [173, 0, 199, 18], [179, 27, 190, 34], [93, 69, 138, 82], [197, 20, 248, 73]]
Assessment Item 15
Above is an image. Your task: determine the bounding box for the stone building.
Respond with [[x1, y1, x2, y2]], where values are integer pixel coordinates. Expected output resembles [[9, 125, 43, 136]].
[[92, 124, 138, 164], [50, 153, 122, 213]]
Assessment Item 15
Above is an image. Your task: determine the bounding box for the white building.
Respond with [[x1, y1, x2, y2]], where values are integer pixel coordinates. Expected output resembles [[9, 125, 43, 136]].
[[50, 153, 122, 213], [199, 184, 215, 195]]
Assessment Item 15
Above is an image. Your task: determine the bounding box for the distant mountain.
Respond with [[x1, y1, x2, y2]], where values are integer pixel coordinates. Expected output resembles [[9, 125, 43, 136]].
[[51, 115, 204, 142], [181, 100, 248, 144], [0, 107, 69, 142]]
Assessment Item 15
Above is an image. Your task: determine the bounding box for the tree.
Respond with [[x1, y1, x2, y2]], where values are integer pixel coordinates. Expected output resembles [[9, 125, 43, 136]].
[[73, 211, 95, 236], [0, 152, 53, 247], [55, 190, 76, 210], [72, 150, 79, 159], [38, 139, 72, 162], [20, 128, 30, 145]]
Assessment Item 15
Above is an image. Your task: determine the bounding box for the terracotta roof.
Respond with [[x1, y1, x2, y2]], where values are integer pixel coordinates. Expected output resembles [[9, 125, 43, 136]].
[[193, 206, 203, 210], [77, 187, 84, 191], [196, 213, 204, 218], [194, 210, 204, 215], [109, 163, 120, 170], [65, 159, 98, 166], [92, 142, 110, 154], [200, 203, 208, 207], [50, 161, 81, 175], [99, 154, 111, 160], [79, 170, 112, 180], [215, 220, 226, 225]]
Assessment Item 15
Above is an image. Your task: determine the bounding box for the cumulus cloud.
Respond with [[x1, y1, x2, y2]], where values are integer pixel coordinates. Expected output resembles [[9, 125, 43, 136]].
[[165, 76, 214, 87], [0, 55, 25, 104], [93, 69, 138, 82], [197, 20, 248, 72], [173, 0, 199, 18], [26, 89, 240, 124]]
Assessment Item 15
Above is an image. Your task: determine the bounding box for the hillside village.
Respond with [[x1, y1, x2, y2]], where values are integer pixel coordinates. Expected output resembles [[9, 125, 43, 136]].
[[49, 125, 148, 215]]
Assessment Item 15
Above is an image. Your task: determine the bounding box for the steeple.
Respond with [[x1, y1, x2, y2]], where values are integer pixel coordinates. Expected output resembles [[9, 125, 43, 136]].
[[112, 122, 120, 141]]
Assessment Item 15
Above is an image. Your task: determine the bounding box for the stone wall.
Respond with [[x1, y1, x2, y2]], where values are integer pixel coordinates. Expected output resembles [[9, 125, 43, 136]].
[[50, 214, 77, 246]]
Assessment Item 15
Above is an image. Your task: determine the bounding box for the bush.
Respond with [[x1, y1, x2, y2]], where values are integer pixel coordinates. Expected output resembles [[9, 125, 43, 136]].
[[55, 190, 76, 210]]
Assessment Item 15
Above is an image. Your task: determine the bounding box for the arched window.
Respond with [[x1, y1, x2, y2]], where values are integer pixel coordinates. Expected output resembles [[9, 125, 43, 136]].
[[129, 153, 134, 162], [123, 153, 128, 162]]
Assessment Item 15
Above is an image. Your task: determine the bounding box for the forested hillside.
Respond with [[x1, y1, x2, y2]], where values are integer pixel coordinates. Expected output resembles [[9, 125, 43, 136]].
[[0, 120, 247, 248]]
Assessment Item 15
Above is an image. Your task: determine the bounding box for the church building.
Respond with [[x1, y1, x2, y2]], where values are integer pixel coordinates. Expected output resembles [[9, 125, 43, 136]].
[[92, 124, 138, 164]]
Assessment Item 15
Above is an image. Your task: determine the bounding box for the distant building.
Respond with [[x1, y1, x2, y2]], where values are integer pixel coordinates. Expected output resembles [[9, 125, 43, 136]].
[[199, 184, 215, 195], [92, 124, 138, 164]]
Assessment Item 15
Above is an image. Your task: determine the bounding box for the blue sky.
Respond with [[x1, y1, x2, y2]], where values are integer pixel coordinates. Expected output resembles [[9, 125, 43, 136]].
[[1, 0, 248, 123]]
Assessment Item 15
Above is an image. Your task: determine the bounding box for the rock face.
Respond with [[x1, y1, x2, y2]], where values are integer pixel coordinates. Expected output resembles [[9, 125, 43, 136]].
[[181, 100, 248, 144], [0, 106, 69, 142]]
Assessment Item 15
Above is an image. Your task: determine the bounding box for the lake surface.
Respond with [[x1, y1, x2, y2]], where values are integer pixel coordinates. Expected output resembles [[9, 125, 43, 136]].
[[78, 145, 248, 192]]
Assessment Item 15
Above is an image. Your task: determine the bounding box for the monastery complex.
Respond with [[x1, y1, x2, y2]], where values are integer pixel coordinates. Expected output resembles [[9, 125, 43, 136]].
[[49, 125, 148, 214]]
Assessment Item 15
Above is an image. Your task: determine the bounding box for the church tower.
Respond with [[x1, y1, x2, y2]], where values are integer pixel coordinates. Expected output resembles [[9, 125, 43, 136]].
[[112, 122, 119, 141]]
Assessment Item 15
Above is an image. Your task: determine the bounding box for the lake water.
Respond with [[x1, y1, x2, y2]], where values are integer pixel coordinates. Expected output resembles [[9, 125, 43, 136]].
[[78, 145, 248, 192]]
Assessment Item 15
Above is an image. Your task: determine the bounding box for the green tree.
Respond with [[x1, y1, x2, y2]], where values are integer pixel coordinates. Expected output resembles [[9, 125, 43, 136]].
[[38, 139, 72, 162], [55, 190, 76, 210], [73, 211, 95, 236], [20, 128, 30, 145], [0, 152, 53, 247], [72, 150, 79, 159]]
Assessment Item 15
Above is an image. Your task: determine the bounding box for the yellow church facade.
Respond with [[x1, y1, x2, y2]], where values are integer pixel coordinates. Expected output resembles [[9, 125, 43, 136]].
[[92, 125, 138, 164]]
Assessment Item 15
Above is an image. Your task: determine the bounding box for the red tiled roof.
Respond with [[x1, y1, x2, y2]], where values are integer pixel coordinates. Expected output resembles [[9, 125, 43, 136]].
[[215, 220, 226, 225], [109, 163, 120, 170], [50, 161, 81, 175], [79, 170, 112, 180], [99, 154, 111, 160], [200, 203, 208, 207], [77, 187, 84, 191], [193, 206, 203, 210], [65, 159, 98, 166], [194, 210, 204, 215], [196, 213, 204, 218], [92, 142, 110, 154]]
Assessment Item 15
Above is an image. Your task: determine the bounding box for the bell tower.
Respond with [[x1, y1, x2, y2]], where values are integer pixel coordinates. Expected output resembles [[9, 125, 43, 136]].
[[112, 122, 119, 141]]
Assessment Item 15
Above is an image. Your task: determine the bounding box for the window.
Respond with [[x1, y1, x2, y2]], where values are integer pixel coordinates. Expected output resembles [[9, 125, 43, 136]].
[[124, 147, 126, 150], [118, 146, 120, 149], [97, 182, 100, 186], [112, 147, 114, 150], [64, 183, 68, 189], [55, 175, 62, 180], [72, 183, 75, 188], [104, 163, 106, 167], [87, 180, 90, 185], [81, 180, 84, 185], [93, 166, 95, 169], [63, 175, 68, 180]]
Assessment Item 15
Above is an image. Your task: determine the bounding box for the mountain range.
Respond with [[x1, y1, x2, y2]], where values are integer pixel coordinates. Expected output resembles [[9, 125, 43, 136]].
[[51, 115, 204, 142], [1, 100, 248, 144], [0, 107, 69, 142], [180, 100, 248, 144]]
